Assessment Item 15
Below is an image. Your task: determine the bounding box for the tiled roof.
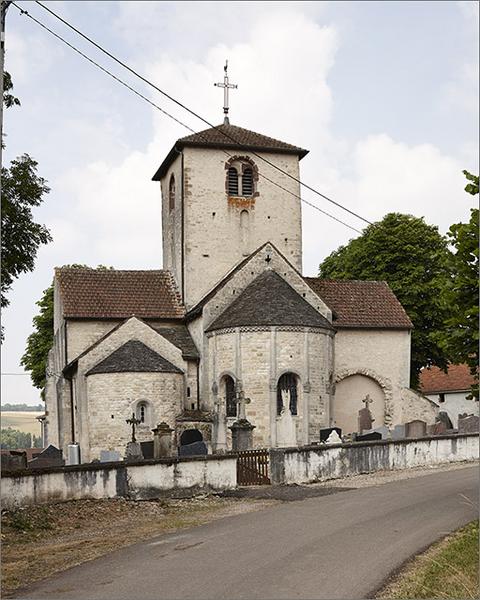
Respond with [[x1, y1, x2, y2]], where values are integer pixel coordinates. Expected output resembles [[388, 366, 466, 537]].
[[304, 279, 413, 329], [420, 364, 476, 393], [206, 271, 333, 332], [56, 268, 184, 319], [153, 324, 199, 360], [86, 340, 183, 375], [153, 123, 308, 180]]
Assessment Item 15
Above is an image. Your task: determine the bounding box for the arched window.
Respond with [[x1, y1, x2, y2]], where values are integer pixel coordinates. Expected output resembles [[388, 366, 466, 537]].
[[277, 373, 298, 416], [224, 376, 237, 417], [242, 168, 253, 196], [169, 174, 175, 211], [227, 167, 238, 196], [136, 401, 149, 424]]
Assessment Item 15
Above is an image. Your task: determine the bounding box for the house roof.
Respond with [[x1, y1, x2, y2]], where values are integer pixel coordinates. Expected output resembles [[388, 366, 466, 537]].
[[304, 279, 413, 330], [153, 324, 199, 360], [56, 268, 184, 319], [152, 123, 309, 180], [86, 340, 183, 375], [206, 271, 333, 332], [419, 364, 476, 394]]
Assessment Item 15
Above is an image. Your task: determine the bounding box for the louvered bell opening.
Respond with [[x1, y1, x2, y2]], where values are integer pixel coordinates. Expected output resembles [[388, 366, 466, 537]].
[[242, 168, 254, 196], [228, 167, 239, 196]]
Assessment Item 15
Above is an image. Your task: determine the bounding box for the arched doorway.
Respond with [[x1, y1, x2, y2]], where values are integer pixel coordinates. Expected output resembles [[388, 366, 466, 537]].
[[334, 375, 385, 434], [180, 429, 203, 445]]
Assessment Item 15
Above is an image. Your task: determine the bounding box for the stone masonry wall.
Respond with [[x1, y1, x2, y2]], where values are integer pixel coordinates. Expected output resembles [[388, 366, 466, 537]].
[[160, 153, 183, 297], [179, 147, 303, 309], [87, 372, 184, 460], [207, 326, 333, 448]]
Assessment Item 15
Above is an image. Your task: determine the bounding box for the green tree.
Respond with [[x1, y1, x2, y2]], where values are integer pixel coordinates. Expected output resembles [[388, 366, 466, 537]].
[[319, 213, 452, 387], [438, 171, 479, 398], [1, 73, 52, 317], [20, 284, 54, 392], [1, 427, 33, 449]]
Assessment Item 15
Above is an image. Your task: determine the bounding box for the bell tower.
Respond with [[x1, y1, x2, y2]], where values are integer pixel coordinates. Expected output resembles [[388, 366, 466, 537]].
[[152, 68, 308, 309]]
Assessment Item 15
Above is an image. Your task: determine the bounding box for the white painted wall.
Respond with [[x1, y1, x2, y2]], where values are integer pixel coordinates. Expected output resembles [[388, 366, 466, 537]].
[[425, 392, 479, 428], [1, 456, 237, 509], [281, 435, 478, 484]]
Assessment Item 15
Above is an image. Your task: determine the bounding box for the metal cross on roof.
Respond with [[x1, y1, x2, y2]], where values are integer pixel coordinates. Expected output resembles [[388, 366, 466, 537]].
[[214, 60, 238, 125]]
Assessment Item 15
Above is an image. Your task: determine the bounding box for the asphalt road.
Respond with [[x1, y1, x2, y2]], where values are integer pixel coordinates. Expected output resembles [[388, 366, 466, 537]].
[[14, 466, 478, 600]]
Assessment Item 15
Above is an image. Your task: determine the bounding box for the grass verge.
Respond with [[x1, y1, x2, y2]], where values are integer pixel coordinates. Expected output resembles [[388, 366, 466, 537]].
[[377, 520, 479, 599]]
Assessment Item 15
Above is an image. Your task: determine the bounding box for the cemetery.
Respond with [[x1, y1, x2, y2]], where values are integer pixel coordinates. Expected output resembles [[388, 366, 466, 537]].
[[1, 397, 478, 508]]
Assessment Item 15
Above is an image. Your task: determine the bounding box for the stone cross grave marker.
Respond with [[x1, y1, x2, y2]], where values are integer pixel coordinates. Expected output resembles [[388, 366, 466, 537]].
[[126, 413, 141, 443], [358, 394, 375, 433], [236, 390, 251, 422]]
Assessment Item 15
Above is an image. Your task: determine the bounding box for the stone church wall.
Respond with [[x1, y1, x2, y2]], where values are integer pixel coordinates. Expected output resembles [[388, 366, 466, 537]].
[[66, 320, 122, 363], [86, 371, 184, 460], [334, 329, 411, 427], [180, 147, 303, 308], [160, 153, 183, 295], [206, 326, 333, 448]]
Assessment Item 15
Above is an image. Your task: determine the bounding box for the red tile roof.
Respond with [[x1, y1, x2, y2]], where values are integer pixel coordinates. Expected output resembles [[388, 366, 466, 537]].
[[153, 123, 308, 180], [56, 268, 184, 319], [419, 364, 477, 393], [304, 279, 413, 329]]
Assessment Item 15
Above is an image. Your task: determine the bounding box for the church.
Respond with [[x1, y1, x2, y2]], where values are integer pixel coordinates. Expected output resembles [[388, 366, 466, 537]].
[[45, 77, 437, 461]]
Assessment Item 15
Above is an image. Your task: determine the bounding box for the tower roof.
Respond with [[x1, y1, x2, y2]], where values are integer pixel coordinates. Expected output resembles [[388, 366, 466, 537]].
[[206, 271, 332, 332], [152, 123, 309, 180]]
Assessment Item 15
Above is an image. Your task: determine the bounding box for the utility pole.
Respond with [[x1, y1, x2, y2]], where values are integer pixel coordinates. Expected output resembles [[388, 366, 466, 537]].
[[0, 0, 12, 174]]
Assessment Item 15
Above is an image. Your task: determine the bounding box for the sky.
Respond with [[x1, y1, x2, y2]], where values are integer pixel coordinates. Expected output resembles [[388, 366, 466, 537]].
[[1, 0, 479, 406]]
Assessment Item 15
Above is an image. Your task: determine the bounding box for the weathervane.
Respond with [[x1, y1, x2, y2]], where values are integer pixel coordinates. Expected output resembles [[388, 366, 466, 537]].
[[214, 60, 237, 125]]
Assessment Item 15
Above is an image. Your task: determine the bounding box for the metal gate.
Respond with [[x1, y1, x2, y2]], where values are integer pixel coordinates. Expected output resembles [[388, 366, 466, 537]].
[[237, 449, 270, 485]]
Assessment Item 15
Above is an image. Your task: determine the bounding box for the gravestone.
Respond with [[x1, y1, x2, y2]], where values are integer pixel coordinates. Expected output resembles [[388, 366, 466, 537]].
[[427, 421, 447, 436], [325, 430, 342, 445], [405, 420, 427, 439], [320, 427, 342, 442], [358, 407, 374, 433], [125, 441, 144, 462], [152, 422, 174, 458], [458, 414, 479, 434], [140, 441, 154, 459], [438, 411, 453, 430], [356, 431, 382, 442], [28, 445, 64, 469], [99, 450, 121, 462], [364, 426, 390, 439], [178, 440, 208, 457], [391, 424, 406, 440]]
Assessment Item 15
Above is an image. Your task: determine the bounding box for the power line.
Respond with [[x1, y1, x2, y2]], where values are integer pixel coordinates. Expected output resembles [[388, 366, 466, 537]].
[[11, 2, 362, 234], [32, 0, 372, 227]]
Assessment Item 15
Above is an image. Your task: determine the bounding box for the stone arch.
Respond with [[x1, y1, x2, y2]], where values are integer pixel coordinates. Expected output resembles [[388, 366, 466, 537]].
[[334, 368, 393, 434], [218, 372, 237, 418], [180, 429, 203, 445], [224, 155, 259, 197], [277, 372, 300, 416]]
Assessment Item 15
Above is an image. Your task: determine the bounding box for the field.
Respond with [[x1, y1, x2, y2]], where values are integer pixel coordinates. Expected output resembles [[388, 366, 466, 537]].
[[1, 412, 43, 436]]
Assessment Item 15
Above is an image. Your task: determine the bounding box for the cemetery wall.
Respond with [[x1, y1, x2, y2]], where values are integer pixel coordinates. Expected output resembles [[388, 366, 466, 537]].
[[1, 455, 237, 509], [272, 434, 478, 485]]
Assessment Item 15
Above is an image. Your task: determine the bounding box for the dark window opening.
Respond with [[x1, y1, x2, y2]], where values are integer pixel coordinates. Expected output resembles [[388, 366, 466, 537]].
[[228, 167, 238, 195], [242, 168, 253, 196], [439, 393, 445, 403], [225, 376, 237, 417], [169, 174, 175, 211], [187, 387, 191, 397], [277, 373, 298, 416]]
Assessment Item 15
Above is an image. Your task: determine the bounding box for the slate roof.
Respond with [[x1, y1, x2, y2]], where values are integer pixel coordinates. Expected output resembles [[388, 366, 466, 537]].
[[420, 364, 476, 394], [153, 324, 199, 360], [304, 279, 413, 330], [206, 271, 333, 332], [56, 268, 184, 319], [86, 340, 183, 375], [152, 123, 308, 180]]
